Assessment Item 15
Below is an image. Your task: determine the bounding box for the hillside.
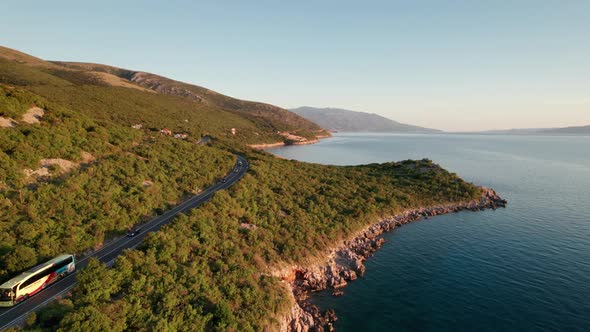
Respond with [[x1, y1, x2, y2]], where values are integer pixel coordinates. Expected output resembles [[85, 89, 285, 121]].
[[475, 125, 590, 135], [0, 46, 328, 145], [0, 45, 332, 280], [0, 56, 237, 278], [53, 61, 325, 138], [540, 125, 590, 134], [291, 106, 441, 133]]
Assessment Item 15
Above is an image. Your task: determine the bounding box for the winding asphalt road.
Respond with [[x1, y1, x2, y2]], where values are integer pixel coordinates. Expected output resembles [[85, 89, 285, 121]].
[[0, 155, 248, 330]]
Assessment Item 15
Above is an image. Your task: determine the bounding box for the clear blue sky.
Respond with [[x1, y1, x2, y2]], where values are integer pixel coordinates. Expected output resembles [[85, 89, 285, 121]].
[[2, 0, 589, 131]]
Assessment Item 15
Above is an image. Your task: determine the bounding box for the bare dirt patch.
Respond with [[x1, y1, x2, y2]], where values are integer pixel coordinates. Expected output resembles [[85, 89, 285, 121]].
[[0, 117, 16, 128], [41, 158, 77, 173], [23, 167, 50, 179], [21, 107, 45, 124], [239, 223, 258, 230], [23, 158, 78, 181], [80, 151, 95, 163]]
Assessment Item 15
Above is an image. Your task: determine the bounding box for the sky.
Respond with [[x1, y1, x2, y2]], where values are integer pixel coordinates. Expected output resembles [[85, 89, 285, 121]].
[[1, 0, 589, 131]]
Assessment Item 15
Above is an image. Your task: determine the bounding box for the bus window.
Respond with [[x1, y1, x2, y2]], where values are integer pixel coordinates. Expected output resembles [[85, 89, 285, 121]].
[[0, 288, 13, 301]]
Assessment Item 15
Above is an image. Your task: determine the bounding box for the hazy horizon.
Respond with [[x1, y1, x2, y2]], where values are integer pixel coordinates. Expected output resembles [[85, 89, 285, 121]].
[[288, 106, 588, 132], [2, 1, 589, 131]]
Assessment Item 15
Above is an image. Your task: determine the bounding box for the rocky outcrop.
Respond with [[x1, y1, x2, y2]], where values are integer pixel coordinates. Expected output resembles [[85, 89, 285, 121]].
[[278, 187, 506, 331], [248, 142, 287, 150], [248, 138, 320, 150], [279, 298, 337, 332], [287, 138, 320, 146], [279, 299, 315, 332], [130, 72, 207, 103], [249, 131, 329, 150]]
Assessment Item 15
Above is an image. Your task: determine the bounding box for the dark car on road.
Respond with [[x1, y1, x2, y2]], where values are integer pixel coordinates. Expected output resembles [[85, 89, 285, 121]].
[[127, 228, 142, 237]]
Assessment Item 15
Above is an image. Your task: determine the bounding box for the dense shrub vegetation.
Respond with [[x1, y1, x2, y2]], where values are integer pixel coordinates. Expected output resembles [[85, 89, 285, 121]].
[[0, 82, 237, 280], [21, 152, 479, 330]]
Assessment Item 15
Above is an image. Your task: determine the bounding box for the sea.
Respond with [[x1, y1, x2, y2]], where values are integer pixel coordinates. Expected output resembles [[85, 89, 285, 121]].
[[267, 133, 590, 332]]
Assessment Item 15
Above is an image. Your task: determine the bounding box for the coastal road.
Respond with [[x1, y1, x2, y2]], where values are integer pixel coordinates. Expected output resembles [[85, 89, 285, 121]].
[[0, 155, 249, 330]]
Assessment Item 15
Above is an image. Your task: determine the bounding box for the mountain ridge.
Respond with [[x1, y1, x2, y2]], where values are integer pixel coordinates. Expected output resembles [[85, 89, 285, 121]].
[[472, 125, 590, 135], [290, 106, 441, 133]]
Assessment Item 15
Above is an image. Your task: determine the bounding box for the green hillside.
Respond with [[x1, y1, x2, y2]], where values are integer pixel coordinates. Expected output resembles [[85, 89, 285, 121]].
[[0, 46, 329, 279], [53, 61, 324, 136], [0, 47, 328, 145], [25, 154, 481, 331]]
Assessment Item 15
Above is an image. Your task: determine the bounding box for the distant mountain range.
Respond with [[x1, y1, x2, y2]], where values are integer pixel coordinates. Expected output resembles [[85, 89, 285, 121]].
[[290, 106, 589, 135], [475, 125, 590, 135], [290, 107, 441, 133]]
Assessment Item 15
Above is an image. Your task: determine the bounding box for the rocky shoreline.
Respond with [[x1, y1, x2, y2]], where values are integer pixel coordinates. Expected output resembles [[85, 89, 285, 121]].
[[277, 187, 507, 331], [249, 132, 331, 150], [248, 139, 321, 150], [248, 141, 286, 149]]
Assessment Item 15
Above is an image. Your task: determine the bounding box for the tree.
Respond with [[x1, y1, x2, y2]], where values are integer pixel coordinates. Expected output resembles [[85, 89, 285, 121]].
[[72, 258, 119, 307], [3, 246, 37, 273]]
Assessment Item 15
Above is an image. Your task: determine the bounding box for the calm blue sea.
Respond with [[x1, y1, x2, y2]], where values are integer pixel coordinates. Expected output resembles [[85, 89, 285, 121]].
[[268, 133, 590, 332]]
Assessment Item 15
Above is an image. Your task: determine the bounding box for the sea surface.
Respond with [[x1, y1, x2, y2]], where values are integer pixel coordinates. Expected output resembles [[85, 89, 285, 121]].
[[268, 133, 590, 332]]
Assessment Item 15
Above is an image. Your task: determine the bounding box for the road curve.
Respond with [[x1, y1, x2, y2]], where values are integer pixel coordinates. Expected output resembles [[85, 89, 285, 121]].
[[0, 155, 249, 330]]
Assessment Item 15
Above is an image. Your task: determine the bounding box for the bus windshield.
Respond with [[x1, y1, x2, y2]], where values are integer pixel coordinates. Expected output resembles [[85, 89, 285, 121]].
[[0, 288, 13, 301]]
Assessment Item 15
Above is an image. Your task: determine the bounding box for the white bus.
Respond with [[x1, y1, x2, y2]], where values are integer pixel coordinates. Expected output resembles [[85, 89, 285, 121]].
[[0, 254, 75, 307]]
